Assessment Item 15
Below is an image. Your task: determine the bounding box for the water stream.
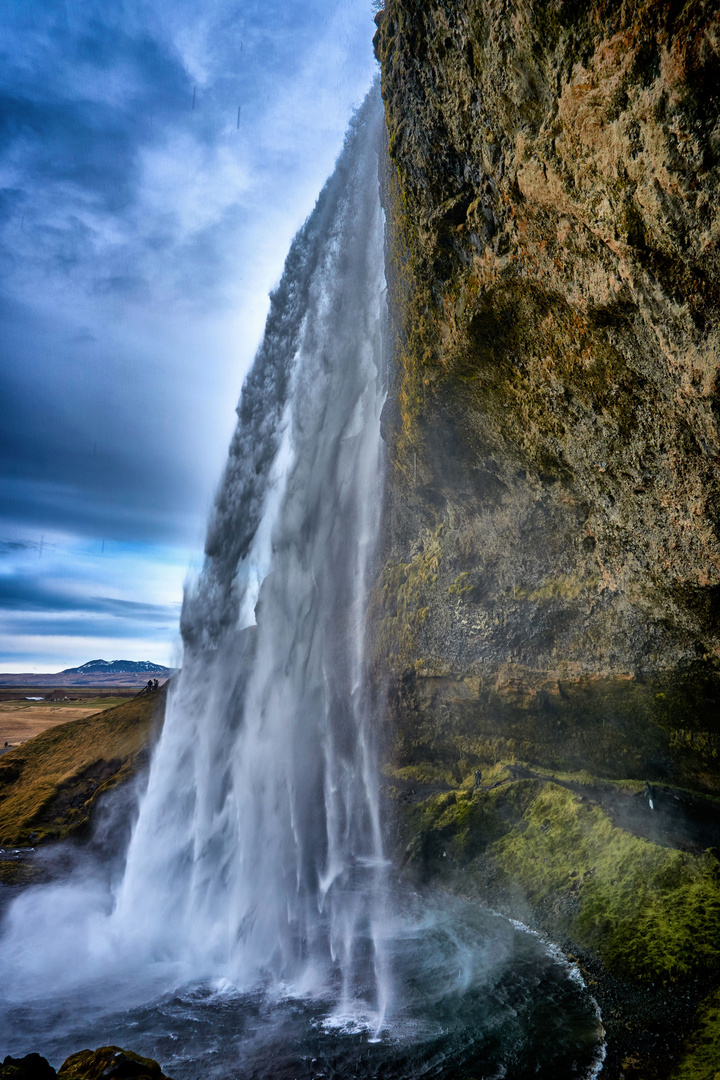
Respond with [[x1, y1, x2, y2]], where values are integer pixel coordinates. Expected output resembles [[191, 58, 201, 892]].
[[0, 85, 605, 1078]]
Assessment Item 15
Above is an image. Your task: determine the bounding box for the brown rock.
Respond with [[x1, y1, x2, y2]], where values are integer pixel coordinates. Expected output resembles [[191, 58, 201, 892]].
[[374, 0, 720, 788], [57, 1047, 170, 1080]]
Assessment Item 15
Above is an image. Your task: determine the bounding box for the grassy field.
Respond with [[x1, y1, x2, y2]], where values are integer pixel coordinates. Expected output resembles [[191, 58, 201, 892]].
[[0, 697, 135, 748], [0, 690, 166, 846]]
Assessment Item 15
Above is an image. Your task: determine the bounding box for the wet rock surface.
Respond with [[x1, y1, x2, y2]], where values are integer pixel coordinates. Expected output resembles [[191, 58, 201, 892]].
[[57, 1047, 171, 1080]]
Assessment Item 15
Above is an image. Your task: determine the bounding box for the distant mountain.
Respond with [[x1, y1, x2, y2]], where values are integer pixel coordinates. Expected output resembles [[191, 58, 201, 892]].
[[60, 659, 172, 675], [0, 659, 177, 688]]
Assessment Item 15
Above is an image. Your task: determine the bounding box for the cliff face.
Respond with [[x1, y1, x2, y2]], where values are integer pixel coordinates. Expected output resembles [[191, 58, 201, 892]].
[[374, 0, 720, 788]]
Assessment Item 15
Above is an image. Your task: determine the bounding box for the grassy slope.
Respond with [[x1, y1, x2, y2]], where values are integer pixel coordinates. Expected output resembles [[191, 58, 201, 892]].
[[402, 774, 720, 982], [394, 764, 720, 1076], [0, 690, 165, 846]]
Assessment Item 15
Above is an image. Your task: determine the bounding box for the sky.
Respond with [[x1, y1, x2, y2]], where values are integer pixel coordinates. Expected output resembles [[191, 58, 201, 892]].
[[0, 0, 380, 672]]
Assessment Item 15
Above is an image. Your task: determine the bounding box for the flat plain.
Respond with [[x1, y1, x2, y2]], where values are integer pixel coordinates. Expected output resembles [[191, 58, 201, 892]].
[[0, 696, 134, 748]]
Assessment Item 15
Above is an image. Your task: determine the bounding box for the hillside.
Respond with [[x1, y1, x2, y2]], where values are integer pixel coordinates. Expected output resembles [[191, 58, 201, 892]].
[[0, 687, 166, 851], [0, 663, 175, 690]]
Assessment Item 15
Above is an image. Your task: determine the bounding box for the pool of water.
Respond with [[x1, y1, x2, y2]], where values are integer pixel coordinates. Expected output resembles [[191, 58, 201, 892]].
[[0, 888, 604, 1079]]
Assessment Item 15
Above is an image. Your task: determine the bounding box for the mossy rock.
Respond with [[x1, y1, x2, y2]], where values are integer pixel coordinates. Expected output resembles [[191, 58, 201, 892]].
[[0, 860, 43, 887], [57, 1047, 169, 1080], [0, 1055, 56, 1080], [402, 773, 720, 983], [388, 666, 720, 794], [672, 988, 720, 1079]]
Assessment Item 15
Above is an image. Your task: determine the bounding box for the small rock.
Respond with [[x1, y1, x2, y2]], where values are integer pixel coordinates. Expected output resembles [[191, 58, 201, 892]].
[[0, 1054, 57, 1080]]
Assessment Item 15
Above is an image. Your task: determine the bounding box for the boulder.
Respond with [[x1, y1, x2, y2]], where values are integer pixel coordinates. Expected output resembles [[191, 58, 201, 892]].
[[0, 1055, 56, 1080], [57, 1048, 169, 1080]]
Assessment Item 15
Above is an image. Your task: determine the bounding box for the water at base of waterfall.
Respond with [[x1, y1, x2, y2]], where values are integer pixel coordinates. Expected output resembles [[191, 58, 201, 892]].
[[0, 888, 604, 1079]]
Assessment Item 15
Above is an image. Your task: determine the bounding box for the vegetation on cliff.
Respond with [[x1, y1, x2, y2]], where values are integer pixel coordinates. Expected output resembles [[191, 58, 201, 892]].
[[673, 988, 720, 1080], [401, 774, 720, 982], [374, 0, 720, 703], [0, 688, 165, 849]]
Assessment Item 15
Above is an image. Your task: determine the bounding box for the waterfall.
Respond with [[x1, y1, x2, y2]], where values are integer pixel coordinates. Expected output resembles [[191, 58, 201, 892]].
[[111, 84, 389, 1017], [0, 84, 608, 1078]]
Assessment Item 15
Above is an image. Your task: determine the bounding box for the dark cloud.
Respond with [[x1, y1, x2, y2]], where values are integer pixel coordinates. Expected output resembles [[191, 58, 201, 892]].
[[0, 0, 378, 668], [0, 540, 41, 557], [0, 613, 176, 640], [0, 298, 209, 544], [0, 573, 178, 622], [0, 15, 190, 213]]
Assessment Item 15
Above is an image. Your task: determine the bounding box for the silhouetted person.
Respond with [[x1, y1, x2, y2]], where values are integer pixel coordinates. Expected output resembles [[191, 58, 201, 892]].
[[147, 679, 153, 693], [153, 678, 159, 690]]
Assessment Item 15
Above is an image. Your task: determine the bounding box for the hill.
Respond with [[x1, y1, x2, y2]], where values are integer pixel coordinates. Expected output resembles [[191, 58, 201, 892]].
[[0, 659, 177, 689], [0, 686, 167, 850], [60, 659, 172, 676]]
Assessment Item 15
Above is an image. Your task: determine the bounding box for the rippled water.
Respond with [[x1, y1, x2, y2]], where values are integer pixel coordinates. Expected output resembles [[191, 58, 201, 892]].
[[0, 887, 603, 1079]]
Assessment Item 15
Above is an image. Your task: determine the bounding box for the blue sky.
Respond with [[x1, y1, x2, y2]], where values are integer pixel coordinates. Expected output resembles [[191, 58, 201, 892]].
[[0, 0, 379, 672]]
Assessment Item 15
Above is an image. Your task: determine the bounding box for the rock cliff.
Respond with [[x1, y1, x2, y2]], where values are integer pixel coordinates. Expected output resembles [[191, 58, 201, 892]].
[[375, 0, 720, 787], [374, 2, 720, 1074]]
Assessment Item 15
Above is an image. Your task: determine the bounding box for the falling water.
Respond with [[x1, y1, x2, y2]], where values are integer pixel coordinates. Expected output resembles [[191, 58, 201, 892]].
[[112, 83, 390, 1019]]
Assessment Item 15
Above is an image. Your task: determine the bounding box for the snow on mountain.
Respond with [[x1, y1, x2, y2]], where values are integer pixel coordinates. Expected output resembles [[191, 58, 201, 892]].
[[60, 659, 173, 675]]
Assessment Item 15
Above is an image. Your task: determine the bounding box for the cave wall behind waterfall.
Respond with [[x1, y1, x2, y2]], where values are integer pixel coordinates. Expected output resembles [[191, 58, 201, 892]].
[[373, 0, 720, 789]]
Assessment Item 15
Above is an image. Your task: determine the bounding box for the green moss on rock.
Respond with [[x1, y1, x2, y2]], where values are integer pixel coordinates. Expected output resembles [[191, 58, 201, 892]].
[[672, 988, 720, 1080], [372, 531, 443, 673], [403, 775, 720, 983]]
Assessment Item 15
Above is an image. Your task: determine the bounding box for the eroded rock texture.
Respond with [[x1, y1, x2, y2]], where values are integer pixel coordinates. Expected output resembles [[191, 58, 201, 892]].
[[374, 0, 720, 788]]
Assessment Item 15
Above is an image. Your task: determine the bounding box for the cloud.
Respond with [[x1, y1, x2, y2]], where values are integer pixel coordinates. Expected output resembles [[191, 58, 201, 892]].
[[0, 0, 379, 669], [0, 574, 178, 621], [0, 529, 192, 668], [0, 539, 39, 555], [0, 632, 178, 672]]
